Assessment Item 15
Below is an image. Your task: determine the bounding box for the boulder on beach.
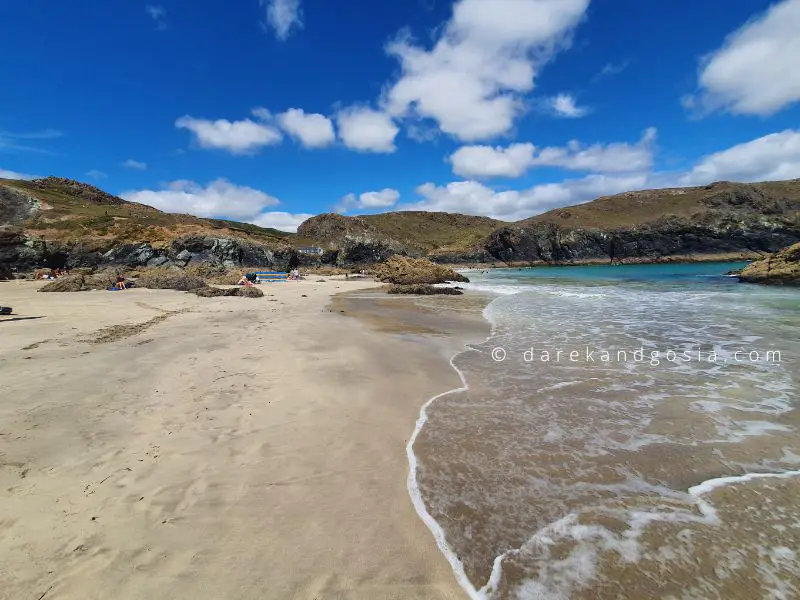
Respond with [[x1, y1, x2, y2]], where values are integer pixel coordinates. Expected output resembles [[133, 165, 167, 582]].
[[386, 284, 463, 295], [136, 268, 207, 291], [372, 256, 469, 285], [39, 271, 117, 292], [738, 242, 800, 286], [235, 285, 264, 298], [193, 285, 264, 298]]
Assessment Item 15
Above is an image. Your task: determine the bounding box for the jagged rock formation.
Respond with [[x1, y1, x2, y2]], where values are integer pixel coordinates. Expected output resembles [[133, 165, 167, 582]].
[[0, 234, 300, 276], [738, 242, 800, 286]]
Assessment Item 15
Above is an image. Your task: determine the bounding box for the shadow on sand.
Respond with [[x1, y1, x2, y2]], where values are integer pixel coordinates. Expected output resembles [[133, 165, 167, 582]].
[[0, 316, 46, 323]]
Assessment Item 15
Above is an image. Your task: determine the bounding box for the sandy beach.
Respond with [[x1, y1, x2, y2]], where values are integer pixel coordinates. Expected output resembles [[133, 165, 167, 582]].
[[0, 278, 487, 600]]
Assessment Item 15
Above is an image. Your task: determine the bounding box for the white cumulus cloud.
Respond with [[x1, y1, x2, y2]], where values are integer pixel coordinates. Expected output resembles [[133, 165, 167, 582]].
[[681, 129, 800, 185], [251, 211, 314, 232], [123, 179, 279, 220], [534, 128, 656, 173], [122, 179, 310, 232], [175, 110, 282, 154], [336, 106, 399, 153], [336, 188, 401, 213], [450, 143, 536, 178], [277, 109, 335, 148], [359, 188, 400, 208], [547, 93, 589, 118], [450, 128, 656, 178], [688, 0, 800, 116], [383, 0, 590, 141], [260, 0, 303, 41], [409, 173, 648, 221]]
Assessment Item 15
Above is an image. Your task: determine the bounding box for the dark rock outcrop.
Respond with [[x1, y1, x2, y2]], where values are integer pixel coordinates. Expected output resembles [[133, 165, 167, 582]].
[[475, 185, 800, 265], [336, 235, 405, 267], [297, 214, 410, 266], [0, 228, 70, 276], [479, 218, 798, 265], [0, 232, 299, 275], [738, 243, 800, 286], [386, 284, 463, 295], [0, 185, 39, 225]]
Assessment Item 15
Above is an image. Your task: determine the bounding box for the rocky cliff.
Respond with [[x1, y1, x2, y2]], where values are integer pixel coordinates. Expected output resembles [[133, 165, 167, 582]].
[[0, 232, 300, 276], [297, 211, 503, 266], [435, 181, 800, 264], [0, 177, 301, 278], [4, 176, 800, 276]]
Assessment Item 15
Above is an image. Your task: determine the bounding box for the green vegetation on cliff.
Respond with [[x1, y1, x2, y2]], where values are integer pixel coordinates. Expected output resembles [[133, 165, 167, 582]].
[[1, 176, 293, 246], [522, 180, 800, 230], [297, 211, 503, 254], [3, 175, 800, 271]]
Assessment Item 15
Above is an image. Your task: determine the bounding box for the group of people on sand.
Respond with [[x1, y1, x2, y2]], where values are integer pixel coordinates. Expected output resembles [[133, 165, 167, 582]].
[[35, 268, 69, 280]]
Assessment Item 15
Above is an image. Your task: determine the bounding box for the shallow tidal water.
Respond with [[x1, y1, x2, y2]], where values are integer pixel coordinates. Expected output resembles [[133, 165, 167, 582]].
[[411, 263, 800, 599]]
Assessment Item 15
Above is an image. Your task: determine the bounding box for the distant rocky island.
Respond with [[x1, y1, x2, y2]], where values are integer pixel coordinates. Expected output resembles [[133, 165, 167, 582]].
[[2, 175, 799, 278]]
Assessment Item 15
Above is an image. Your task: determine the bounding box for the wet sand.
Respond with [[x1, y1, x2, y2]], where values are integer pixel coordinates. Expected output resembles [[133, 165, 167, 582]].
[[0, 279, 488, 600]]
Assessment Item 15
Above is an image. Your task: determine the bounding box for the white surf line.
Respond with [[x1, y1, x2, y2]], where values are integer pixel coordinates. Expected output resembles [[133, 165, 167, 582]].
[[406, 284, 800, 598], [687, 469, 800, 526], [689, 469, 800, 497], [405, 291, 515, 600], [406, 352, 486, 600], [408, 275, 800, 597]]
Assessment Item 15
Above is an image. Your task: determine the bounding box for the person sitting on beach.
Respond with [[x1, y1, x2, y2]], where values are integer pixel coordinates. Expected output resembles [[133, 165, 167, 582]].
[[114, 275, 127, 290], [237, 272, 257, 286]]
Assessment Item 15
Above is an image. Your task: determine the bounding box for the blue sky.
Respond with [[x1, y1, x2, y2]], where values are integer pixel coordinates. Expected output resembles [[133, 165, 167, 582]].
[[2, 0, 799, 230]]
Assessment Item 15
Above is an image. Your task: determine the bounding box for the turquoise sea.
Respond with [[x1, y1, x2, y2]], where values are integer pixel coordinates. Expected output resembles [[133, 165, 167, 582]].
[[410, 262, 800, 600]]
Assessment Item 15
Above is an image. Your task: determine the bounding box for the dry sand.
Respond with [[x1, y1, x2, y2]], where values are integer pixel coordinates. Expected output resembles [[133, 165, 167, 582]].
[[0, 278, 487, 600]]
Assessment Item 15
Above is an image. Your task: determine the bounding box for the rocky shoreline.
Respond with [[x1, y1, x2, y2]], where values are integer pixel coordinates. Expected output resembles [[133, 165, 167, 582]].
[[0, 229, 772, 281], [737, 242, 800, 286], [2, 177, 799, 279]]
